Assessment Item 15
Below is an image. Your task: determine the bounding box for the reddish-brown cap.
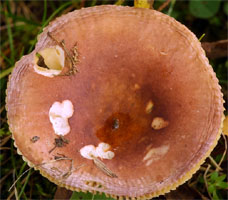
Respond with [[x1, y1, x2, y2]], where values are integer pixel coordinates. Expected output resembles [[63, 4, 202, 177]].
[[6, 5, 224, 199]]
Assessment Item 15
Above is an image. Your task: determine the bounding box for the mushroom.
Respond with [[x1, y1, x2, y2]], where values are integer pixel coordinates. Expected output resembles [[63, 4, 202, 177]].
[[6, 5, 224, 199]]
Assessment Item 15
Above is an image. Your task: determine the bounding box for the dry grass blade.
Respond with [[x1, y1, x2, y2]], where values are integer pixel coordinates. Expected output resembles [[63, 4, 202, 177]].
[[203, 164, 212, 200], [93, 157, 118, 178], [209, 156, 222, 171], [0, 147, 11, 150], [8, 155, 84, 194], [199, 166, 214, 173], [8, 167, 32, 192], [0, 106, 5, 114], [8, 157, 72, 192], [217, 133, 227, 169], [7, 170, 29, 200], [0, 135, 11, 147]]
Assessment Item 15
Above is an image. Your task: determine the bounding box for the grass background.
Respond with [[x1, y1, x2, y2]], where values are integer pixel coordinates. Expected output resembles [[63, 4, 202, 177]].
[[0, 0, 227, 199]]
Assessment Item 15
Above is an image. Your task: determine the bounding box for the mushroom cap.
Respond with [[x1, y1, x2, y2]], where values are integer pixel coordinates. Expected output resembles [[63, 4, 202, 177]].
[[6, 5, 224, 199]]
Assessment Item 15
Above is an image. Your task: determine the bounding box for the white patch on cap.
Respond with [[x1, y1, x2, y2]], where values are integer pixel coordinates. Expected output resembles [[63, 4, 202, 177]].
[[143, 145, 169, 166], [49, 100, 74, 136], [80, 145, 97, 160], [151, 117, 169, 130], [34, 45, 65, 77], [80, 143, 115, 160]]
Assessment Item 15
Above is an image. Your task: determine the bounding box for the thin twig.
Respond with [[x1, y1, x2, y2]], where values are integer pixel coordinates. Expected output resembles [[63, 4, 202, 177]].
[[62, 4, 78, 15], [150, 0, 154, 9], [158, 0, 171, 11]]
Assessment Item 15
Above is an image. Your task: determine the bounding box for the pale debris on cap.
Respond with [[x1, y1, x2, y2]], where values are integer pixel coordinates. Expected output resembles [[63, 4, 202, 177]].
[[49, 100, 74, 136], [80, 143, 115, 160], [151, 117, 169, 130]]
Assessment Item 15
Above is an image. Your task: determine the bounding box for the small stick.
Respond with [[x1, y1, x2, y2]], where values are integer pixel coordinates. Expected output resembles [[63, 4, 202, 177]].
[[48, 146, 57, 154], [158, 0, 171, 12]]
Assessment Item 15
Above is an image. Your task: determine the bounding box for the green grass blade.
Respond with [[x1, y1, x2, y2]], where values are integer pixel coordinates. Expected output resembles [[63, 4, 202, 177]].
[[167, 0, 176, 16], [19, 47, 25, 58], [0, 51, 13, 65], [0, 66, 14, 79], [18, 162, 27, 177], [10, 141, 17, 175], [115, 0, 125, 5], [28, 1, 72, 53], [18, 169, 32, 199], [91, 0, 97, 7], [199, 33, 206, 42], [42, 2, 72, 28], [42, 0, 47, 25], [5, 10, 15, 63]]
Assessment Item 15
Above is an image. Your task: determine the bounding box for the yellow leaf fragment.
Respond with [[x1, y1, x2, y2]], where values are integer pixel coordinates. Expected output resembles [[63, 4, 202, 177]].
[[134, 0, 152, 9], [222, 115, 228, 136]]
